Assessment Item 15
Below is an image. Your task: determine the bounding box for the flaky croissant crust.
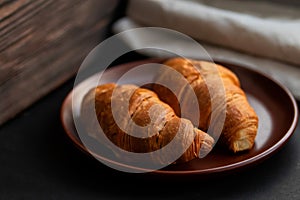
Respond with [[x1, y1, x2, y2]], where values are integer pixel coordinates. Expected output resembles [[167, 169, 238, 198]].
[[81, 83, 214, 164], [153, 58, 259, 152]]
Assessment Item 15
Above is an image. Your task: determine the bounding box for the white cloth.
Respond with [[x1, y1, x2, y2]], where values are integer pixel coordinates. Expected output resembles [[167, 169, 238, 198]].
[[127, 0, 300, 66], [112, 0, 300, 100]]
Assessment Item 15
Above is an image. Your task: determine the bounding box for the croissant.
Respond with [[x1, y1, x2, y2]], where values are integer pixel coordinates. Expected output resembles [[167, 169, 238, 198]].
[[153, 58, 258, 153], [80, 83, 214, 164]]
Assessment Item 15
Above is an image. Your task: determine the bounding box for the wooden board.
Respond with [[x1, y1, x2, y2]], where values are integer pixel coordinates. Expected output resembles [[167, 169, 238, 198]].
[[0, 0, 120, 125]]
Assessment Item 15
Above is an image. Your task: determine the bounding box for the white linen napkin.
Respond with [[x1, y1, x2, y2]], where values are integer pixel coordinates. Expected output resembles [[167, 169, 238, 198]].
[[112, 0, 300, 100]]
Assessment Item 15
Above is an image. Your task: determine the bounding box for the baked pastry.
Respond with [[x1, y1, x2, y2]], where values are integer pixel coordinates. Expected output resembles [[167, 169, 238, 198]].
[[153, 58, 258, 152], [81, 83, 214, 164]]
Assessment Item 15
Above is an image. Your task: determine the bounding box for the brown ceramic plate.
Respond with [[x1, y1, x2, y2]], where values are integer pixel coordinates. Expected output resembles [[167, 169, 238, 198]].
[[61, 58, 298, 175]]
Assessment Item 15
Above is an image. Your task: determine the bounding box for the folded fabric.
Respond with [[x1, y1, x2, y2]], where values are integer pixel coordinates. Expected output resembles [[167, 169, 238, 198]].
[[127, 0, 300, 67], [113, 17, 300, 100]]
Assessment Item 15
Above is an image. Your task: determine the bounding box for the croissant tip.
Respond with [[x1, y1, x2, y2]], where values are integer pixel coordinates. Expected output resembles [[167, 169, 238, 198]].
[[231, 127, 257, 152], [232, 138, 254, 152], [198, 134, 215, 158]]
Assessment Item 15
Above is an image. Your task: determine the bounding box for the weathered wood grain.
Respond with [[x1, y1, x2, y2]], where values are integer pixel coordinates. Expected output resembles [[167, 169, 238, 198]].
[[0, 0, 120, 125]]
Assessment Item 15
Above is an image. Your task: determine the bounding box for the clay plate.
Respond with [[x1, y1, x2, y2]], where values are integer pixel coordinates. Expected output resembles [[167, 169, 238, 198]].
[[61, 58, 298, 175]]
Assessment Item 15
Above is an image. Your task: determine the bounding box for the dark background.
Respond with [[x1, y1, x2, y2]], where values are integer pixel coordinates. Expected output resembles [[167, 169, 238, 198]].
[[1, 1, 300, 199]]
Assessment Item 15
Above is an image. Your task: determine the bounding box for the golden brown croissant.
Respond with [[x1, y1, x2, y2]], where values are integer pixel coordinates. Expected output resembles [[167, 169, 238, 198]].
[[80, 83, 214, 164], [153, 58, 258, 153]]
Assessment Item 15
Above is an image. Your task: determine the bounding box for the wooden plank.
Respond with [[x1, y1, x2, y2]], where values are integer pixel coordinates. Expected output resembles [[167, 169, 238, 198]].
[[0, 0, 120, 125]]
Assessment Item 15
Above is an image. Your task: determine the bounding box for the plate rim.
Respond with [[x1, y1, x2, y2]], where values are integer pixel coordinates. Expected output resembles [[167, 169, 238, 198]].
[[60, 58, 299, 175]]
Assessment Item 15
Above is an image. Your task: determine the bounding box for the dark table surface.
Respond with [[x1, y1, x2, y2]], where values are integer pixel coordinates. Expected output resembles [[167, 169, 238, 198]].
[[1, 53, 299, 199]]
